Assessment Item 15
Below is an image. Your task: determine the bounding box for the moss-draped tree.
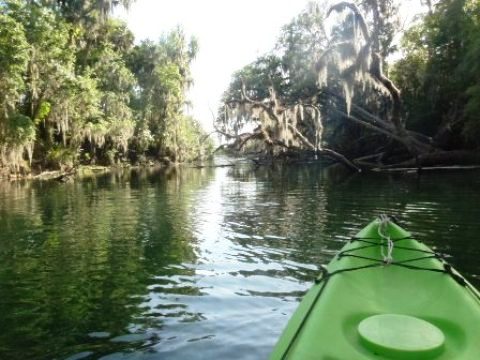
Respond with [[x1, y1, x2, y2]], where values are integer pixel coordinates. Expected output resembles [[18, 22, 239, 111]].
[[0, 0, 211, 176], [218, 0, 480, 170]]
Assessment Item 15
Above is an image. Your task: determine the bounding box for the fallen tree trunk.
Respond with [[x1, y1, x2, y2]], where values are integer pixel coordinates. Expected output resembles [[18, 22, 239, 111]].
[[318, 148, 361, 172]]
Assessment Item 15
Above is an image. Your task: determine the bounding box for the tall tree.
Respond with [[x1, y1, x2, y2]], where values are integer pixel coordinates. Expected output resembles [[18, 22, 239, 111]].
[[0, 1, 211, 174], [393, 0, 480, 148], [315, 1, 431, 156], [0, 2, 39, 170], [218, 3, 328, 151], [128, 28, 201, 162], [216, 3, 360, 170]]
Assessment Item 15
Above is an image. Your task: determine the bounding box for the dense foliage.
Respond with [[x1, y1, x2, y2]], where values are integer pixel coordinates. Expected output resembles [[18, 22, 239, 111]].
[[218, 1, 403, 158], [220, 0, 480, 164], [0, 0, 211, 174], [392, 0, 480, 149]]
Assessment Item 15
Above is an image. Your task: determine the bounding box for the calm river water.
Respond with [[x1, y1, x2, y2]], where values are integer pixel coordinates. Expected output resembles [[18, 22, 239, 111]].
[[1, 163, 479, 359]]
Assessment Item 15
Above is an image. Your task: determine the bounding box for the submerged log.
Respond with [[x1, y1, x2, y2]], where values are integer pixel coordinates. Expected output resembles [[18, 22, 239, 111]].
[[373, 165, 480, 173], [382, 150, 480, 169], [317, 149, 361, 172]]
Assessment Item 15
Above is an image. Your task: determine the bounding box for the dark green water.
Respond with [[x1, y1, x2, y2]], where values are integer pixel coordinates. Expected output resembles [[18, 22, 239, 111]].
[[0, 164, 479, 360]]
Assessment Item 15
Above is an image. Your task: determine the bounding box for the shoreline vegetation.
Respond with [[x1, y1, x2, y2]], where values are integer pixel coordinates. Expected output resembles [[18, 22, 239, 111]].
[[0, 0, 213, 179], [1, 163, 150, 182], [2, 1, 480, 180], [215, 0, 480, 172]]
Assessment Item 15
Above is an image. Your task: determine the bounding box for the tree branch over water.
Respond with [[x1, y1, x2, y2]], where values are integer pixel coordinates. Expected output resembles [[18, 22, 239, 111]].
[[217, 0, 480, 173]]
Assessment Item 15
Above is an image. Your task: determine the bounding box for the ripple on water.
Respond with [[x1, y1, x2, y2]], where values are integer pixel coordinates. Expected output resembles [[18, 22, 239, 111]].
[[0, 167, 479, 359]]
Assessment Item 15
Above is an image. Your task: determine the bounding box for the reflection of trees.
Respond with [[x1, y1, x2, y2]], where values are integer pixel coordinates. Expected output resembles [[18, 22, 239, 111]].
[[220, 165, 331, 283], [319, 171, 480, 287], [0, 167, 214, 359], [223, 165, 480, 287], [1, 164, 479, 358]]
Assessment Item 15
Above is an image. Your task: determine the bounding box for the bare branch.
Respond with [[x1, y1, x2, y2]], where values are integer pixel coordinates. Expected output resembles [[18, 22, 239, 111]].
[[328, 2, 371, 43], [369, 52, 404, 132], [333, 109, 403, 141], [288, 124, 316, 150], [318, 148, 361, 172], [332, 108, 431, 153], [321, 89, 394, 131], [199, 130, 218, 143]]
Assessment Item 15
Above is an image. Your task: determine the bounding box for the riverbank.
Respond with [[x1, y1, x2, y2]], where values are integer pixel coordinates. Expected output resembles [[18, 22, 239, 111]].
[[1, 163, 150, 182], [0, 156, 224, 182]]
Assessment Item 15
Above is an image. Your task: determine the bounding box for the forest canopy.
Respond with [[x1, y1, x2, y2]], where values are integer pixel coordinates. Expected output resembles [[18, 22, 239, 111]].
[[0, 0, 212, 175]]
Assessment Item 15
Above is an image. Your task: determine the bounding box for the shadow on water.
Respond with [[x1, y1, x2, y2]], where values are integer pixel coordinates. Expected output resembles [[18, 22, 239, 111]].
[[0, 164, 479, 359]]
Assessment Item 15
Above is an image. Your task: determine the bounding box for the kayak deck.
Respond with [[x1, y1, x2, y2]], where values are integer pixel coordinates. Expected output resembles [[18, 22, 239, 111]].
[[270, 219, 480, 359]]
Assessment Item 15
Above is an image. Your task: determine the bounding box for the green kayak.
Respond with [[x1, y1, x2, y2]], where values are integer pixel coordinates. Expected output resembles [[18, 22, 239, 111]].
[[270, 217, 480, 359]]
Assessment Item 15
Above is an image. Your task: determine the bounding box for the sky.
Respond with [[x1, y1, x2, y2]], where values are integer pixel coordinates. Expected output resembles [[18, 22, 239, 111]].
[[116, 0, 424, 132]]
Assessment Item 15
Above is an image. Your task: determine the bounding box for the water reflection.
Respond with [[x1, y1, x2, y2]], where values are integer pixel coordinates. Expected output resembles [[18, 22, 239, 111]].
[[0, 165, 479, 359]]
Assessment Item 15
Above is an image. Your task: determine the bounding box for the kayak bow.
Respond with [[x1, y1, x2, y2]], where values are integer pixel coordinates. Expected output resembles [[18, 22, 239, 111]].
[[270, 218, 480, 359]]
